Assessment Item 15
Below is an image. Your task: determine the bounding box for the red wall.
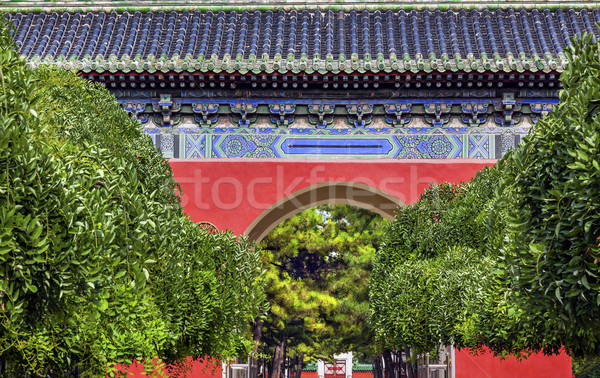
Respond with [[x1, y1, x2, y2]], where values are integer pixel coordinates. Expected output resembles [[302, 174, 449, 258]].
[[455, 348, 572, 378], [169, 158, 495, 236], [117, 353, 571, 378], [116, 357, 222, 377]]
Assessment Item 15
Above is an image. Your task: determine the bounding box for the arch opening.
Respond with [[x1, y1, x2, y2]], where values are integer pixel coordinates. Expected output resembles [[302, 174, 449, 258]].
[[244, 181, 404, 243]]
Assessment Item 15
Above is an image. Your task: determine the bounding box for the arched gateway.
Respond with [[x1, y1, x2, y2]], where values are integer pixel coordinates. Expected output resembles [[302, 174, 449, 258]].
[[4, 0, 581, 376], [246, 181, 403, 242]]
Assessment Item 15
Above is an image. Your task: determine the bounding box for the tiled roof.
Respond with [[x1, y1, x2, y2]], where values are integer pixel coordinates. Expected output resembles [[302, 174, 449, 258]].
[[353, 363, 373, 372], [5, 8, 599, 75]]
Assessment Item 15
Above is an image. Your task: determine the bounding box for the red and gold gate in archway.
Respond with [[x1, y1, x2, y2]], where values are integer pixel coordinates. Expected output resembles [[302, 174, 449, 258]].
[[324, 361, 346, 378]]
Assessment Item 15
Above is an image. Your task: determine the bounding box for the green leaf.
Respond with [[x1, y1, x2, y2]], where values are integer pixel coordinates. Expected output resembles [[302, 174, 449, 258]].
[[530, 243, 545, 254], [576, 150, 589, 161], [555, 287, 563, 304], [99, 299, 108, 311], [114, 270, 127, 279], [584, 221, 593, 234], [581, 275, 591, 290]]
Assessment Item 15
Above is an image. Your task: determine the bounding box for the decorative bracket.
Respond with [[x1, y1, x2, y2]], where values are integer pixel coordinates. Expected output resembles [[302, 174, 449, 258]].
[[307, 104, 335, 128], [423, 102, 451, 127], [269, 103, 296, 127], [346, 104, 374, 128], [530, 102, 554, 124], [152, 94, 181, 127], [122, 102, 148, 124], [493, 93, 522, 127], [229, 101, 258, 127], [460, 102, 489, 126], [384, 103, 412, 127], [192, 102, 220, 127]]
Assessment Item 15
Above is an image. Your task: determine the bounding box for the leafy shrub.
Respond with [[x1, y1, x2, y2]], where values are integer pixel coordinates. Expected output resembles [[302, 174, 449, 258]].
[[370, 166, 504, 352], [574, 356, 600, 378], [372, 34, 600, 359], [482, 33, 600, 357], [0, 21, 265, 376]]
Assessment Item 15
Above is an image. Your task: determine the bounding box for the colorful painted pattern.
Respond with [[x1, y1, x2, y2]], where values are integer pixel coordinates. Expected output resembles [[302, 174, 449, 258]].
[[147, 126, 527, 159]]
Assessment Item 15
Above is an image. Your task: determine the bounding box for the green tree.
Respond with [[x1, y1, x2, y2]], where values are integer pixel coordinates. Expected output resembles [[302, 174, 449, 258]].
[[257, 205, 387, 376], [0, 22, 265, 376], [370, 33, 600, 361], [370, 166, 504, 355], [478, 33, 600, 357]]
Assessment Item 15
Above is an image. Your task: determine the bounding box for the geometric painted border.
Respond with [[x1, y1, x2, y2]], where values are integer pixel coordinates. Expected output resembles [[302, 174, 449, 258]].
[[150, 127, 527, 160]]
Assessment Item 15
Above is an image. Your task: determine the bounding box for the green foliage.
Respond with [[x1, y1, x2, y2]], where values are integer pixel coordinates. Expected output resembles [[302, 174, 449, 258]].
[[370, 247, 494, 353], [370, 166, 504, 353], [258, 205, 387, 361], [371, 34, 600, 359], [0, 21, 265, 376], [574, 356, 600, 378], [479, 33, 600, 357], [376, 173, 501, 264]]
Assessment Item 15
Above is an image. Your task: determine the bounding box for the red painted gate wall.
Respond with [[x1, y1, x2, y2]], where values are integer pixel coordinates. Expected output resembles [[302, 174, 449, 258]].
[[455, 348, 572, 378], [169, 158, 495, 235]]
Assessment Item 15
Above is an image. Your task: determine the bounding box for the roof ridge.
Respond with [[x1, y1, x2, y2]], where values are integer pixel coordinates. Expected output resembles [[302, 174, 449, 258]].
[[2, 1, 600, 13]]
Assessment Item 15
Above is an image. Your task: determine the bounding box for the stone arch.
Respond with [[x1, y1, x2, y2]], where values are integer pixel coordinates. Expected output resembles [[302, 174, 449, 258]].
[[244, 181, 404, 243]]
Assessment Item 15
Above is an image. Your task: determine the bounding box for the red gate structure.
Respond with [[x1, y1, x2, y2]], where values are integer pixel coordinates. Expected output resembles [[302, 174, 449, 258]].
[[324, 361, 346, 378]]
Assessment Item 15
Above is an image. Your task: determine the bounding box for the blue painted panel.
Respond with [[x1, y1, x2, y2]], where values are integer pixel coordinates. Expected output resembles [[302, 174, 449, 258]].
[[281, 138, 394, 155]]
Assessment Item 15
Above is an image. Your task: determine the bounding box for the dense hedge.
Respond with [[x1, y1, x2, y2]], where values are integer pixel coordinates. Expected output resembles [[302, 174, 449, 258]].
[[0, 22, 265, 376], [480, 33, 600, 357], [370, 166, 504, 353], [371, 34, 600, 359]]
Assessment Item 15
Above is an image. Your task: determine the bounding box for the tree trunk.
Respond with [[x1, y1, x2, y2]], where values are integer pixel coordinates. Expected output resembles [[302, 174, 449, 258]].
[[271, 340, 285, 378], [404, 346, 415, 378], [372, 357, 378, 378], [288, 355, 294, 378], [292, 356, 295, 378], [294, 353, 304, 378], [383, 349, 394, 378], [373, 356, 383, 378], [394, 350, 402, 378], [282, 343, 288, 378], [253, 318, 264, 354]]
